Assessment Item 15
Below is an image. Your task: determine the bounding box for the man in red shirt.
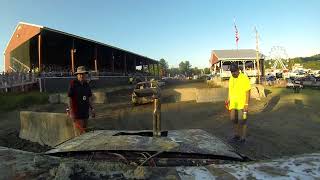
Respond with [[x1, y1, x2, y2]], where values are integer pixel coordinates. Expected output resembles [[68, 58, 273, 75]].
[[67, 66, 95, 136]]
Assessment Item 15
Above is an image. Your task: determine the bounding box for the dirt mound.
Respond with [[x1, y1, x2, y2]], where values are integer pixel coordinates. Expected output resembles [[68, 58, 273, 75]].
[[0, 129, 51, 153]]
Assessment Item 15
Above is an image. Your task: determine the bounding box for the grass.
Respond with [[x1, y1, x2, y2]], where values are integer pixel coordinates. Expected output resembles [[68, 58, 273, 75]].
[[0, 91, 49, 112]]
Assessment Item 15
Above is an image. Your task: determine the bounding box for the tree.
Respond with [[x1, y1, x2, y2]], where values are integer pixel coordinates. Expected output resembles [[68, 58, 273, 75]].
[[159, 58, 169, 76], [179, 61, 192, 76], [203, 68, 211, 74], [191, 67, 201, 75], [167, 67, 179, 77]]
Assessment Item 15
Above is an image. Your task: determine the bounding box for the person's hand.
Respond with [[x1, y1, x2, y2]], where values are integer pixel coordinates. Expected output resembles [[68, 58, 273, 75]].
[[244, 104, 249, 112], [225, 100, 230, 110], [66, 107, 70, 116]]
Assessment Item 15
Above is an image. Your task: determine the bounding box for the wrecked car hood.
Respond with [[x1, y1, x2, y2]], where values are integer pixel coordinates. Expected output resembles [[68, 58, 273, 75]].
[[133, 88, 159, 97], [1, 146, 320, 179], [46, 129, 241, 160]]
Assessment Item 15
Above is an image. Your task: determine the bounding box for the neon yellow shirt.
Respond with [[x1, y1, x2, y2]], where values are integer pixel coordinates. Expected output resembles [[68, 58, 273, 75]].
[[228, 73, 251, 110]]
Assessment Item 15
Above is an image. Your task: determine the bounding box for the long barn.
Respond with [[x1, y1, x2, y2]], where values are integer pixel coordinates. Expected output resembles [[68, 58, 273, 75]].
[[4, 22, 159, 76]]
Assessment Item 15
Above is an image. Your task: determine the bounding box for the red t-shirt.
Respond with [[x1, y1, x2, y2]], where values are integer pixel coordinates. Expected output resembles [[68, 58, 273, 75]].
[[68, 80, 92, 119]]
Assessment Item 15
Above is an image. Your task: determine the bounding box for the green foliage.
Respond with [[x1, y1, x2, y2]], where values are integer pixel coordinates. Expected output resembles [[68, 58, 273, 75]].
[[167, 67, 179, 76], [159, 59, 169, 70], [179, 61, 192, 76], [0, 91, 48, 112], [191, 67, 201, 75], [203, 68, 211, 74], [148, 64, 159, 76], [166, 60, 211, 77], [265, 54, 320, 70]]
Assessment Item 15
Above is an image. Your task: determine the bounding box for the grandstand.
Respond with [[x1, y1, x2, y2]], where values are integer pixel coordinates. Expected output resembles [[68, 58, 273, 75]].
[[4, 22, 159, 76], [3, 22, 160, 92]]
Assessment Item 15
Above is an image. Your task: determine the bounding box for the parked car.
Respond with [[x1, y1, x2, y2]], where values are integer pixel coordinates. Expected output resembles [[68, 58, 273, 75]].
[[150, 79, 166, 87], [131, 81, 161, 105], [289, 70, 307, 78]]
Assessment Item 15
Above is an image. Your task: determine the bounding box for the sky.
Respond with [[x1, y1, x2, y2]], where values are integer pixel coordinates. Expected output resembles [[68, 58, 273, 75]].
[[1, 0, 319, 71]]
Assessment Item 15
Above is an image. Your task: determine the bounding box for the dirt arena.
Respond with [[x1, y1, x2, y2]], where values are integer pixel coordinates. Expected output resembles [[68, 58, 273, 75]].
[[0, 81, 320, 160]]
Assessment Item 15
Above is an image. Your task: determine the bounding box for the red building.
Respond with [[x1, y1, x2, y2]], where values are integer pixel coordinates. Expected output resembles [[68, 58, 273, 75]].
[[4, 22, 159, 76]]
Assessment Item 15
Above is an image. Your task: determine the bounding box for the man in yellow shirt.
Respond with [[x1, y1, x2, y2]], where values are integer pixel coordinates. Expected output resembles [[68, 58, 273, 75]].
[[227, 63, 251, 143]]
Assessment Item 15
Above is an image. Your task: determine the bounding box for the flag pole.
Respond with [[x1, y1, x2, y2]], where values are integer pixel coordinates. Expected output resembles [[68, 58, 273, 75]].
[[255, 26, 260, 84], [234, 18, 239, 67]]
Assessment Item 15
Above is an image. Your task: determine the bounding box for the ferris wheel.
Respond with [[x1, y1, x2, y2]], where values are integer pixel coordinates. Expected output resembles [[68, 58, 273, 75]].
[[267, 46, 289, 71]]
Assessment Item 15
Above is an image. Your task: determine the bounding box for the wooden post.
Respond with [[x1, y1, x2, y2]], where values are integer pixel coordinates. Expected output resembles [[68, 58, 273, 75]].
[[148, 64, 151, 75], [253, 60, 256, 74], [255, 27, 261, 83], [38, 34, 41, 72], [153, 64, 156, 77], [221, 61, 223, 76], [94, 46, 98, 72], [153, 98, 161, 136], [71, 40, 75, 75], [157, 63, 160, 78]]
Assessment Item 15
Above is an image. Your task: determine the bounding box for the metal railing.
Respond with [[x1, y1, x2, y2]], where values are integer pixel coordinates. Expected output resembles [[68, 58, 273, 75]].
[[0, 72, 38, 91]]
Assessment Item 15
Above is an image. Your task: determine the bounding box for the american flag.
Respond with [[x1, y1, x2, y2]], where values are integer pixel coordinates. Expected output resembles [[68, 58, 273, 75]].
[[234, 19, 239, 46]]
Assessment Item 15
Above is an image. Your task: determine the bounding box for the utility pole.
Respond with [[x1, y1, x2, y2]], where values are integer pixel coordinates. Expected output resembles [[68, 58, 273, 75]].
[[255, 27, 261, 84]]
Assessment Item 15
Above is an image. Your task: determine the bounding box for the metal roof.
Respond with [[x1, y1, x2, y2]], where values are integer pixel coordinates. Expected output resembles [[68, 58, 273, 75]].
[[212, 49, 265, 60], [7, 22, 158, 63]]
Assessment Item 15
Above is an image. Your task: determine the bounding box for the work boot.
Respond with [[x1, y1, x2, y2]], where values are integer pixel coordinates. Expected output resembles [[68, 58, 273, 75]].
[[229, 135, 240, 142]]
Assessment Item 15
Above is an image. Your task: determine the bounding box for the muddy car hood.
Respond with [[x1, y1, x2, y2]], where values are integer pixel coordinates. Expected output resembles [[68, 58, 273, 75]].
[[1, 146, 320, 179], [133, 88, 158, 97], [46, 129, 241, 160]]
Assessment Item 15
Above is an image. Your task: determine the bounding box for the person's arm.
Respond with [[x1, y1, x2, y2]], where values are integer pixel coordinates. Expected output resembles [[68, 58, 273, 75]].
[[227, 79, 231, 103], [244, 90, 250, 112], [89, 97, 95, 118], [67, 80, 74, 117], [88, 87, 95, 118], [244, 76, 251, 112], [67, 98, 72, 116]]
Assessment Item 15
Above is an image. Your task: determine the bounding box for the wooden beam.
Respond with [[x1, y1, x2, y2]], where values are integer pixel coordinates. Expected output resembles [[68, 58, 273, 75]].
[[94, 46, 98, 72], [38, 34, 41, 72], [71, 39, 75, 75]]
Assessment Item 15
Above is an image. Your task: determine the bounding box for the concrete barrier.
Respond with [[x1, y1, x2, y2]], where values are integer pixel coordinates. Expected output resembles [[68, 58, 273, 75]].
[[19, 111, 75, 147], [49, 92, 108, 104], [173, 88, 197, 102], [92, 92, 107, 104], [162, 86, 265, 103], [162, 88, 228, 103], [195, 88, 227, 103], [59, 94, 69, 104], [250, 85, 266, 100], [48, 94, 60, 104], [206, 78, 229, 88]]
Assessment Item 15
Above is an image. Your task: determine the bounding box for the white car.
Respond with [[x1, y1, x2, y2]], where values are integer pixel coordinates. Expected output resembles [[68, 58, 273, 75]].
[[289, 70, 306, 78]]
